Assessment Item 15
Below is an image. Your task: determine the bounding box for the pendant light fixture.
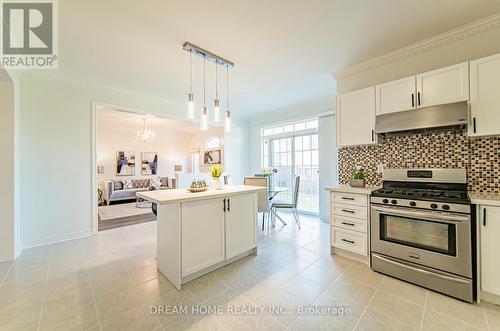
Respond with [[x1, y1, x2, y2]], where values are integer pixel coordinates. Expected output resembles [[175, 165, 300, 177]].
[[200, 55, 208, 130], [225, 64, 231, 132], [182, 42, 234, 131], [214, 63, 220, 122], [136, 118, 156, 142], [187, 52, 194, 120]]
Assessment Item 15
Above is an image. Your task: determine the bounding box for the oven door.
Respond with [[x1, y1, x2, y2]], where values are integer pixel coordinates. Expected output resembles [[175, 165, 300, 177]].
[[371, 205, 471, 277]]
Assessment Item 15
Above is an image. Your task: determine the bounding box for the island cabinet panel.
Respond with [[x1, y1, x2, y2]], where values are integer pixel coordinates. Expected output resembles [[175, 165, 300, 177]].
[[181, 198, 225, 277], [225, 194, 257, 259]]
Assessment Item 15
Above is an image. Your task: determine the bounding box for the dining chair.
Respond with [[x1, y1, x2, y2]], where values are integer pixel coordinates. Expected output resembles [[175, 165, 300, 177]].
[[270, 176, 301, 229], [244, 176, 270, 231]]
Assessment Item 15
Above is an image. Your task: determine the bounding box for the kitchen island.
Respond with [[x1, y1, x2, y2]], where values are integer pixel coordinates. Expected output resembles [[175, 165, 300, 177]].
[[137, 185, 266, 290]]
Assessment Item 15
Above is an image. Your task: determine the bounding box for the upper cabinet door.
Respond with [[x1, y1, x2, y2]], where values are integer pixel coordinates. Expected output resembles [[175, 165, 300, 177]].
[[376, 76, 416, 115], [336, 87, 376, 147], [416, 62, 469, 108], [469, 53, 500, 137]]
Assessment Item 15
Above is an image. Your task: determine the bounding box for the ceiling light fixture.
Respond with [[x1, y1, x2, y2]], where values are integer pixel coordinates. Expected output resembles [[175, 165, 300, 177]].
[[182, 42, 234, 131], [187, 52, 194, 120], [225, 64, 231, 132], [137, 118, 156, 142], [214, 63, 220, 122], [200, 55, 208, 131]]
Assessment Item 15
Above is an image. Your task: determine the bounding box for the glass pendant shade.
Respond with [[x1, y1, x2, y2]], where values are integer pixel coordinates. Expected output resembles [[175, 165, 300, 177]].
[[187, 92, 194, 119], [201, 106, 208, 130], [214, 99, 220, 122], [224, 110, 231, 132]]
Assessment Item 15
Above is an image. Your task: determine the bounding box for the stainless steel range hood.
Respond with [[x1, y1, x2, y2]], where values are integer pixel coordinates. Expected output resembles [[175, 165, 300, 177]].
[[374, 102, 468, 134]]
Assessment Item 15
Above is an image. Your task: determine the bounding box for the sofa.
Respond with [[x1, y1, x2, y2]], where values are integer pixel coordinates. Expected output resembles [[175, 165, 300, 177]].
[[104, 177, 176, 205]]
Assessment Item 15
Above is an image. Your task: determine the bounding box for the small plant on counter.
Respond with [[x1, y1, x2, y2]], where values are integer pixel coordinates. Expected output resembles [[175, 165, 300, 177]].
[[350, 167, 366, 188], [210, 164, 223, 179]]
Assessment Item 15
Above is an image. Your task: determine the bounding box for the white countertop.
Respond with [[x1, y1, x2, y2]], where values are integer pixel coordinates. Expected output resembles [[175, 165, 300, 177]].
[[325, 184, 380, 195], [469, 192, 500, 207], [137, 185, 267, 205]]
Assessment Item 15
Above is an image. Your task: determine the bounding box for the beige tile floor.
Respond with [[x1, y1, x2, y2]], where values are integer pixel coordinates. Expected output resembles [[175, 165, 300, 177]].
[[1, 213, 499, 331]]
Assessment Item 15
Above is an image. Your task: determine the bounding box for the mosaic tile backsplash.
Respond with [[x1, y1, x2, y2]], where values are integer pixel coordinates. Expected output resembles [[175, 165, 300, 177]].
[[338, 128, 500, 193]]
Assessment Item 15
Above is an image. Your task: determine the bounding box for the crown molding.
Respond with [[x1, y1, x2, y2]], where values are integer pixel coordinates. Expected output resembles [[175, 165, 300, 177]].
[[334, 12, 500, 80]]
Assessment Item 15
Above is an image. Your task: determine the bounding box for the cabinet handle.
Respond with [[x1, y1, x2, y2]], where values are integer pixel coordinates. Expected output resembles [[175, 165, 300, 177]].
[[341, 238, 356, 245], [417, 92, 421, 106], [341, 209, 355, 214], [411, 93, 415, 107], [483, 208, 487, 226], [341, 221, 356, 227], [473, 118, 477, 133], [223, 199, 226, 212], [341, 196, 355, 201], [227, 198, 230, 212], [371, 130, 374, 142]]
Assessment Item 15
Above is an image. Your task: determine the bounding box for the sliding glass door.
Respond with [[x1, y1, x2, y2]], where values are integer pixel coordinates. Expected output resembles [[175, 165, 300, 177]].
[[268, 133, 319, 215]]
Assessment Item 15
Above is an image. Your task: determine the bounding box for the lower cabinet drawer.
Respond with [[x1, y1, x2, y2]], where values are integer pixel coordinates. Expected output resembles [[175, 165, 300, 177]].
[[331, 227, 367, 256], [332, 203, 368, 220], [331, 215, 368, 233]]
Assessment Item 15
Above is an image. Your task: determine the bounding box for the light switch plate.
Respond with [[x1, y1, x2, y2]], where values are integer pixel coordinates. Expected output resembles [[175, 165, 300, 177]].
[[377, 164, 384, 174]]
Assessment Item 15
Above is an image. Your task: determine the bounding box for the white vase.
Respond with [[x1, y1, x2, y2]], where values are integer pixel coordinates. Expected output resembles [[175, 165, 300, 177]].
[[211, 178, 222, 190]]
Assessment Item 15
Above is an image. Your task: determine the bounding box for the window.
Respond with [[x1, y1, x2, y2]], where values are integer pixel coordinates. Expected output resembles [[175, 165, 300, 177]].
[[260, 118, 320, 215], [261, 118, 318, 138], [205, 136, 221, 149]]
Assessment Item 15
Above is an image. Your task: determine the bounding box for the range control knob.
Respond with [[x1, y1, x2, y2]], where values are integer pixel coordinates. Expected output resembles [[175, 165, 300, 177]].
[[391, 200, 398, 205], [410, 201, 417, 207], [442, 204, 450, 210], [382, 199, 389, 204], [430, 203, 438, 209]]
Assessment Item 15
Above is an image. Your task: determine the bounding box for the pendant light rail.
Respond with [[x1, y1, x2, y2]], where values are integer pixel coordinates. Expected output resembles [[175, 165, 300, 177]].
[[182, 42, 235, 68]]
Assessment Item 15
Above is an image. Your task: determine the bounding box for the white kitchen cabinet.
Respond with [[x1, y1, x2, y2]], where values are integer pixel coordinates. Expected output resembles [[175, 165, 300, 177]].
[[225, 194, 257, 259], [376, 76, 416, 115], [469, 53, 500, 137], [181, 198, 225, 277], [480, 205, 500, 297], [416, 62, 469, 108], [336, 87, 376, 147]]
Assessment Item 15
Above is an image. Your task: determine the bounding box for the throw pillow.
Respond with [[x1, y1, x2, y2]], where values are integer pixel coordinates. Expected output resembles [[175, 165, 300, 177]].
[[113, 180, 123, 190], [123, 180, 133, 190], [150, 177, 161, 190]]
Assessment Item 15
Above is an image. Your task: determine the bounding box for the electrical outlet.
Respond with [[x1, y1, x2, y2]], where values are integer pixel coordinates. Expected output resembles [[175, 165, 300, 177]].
[[377, 164, 384, 174]]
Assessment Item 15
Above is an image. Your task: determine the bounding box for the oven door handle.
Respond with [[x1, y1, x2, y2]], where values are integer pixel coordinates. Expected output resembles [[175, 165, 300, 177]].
[[371, 206, 470, 223], [373, 254, 470, 285]]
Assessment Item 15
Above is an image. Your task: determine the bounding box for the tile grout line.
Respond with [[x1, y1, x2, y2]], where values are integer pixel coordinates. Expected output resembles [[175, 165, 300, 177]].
[[418, 291, 429, 330], [81, 239, 104, 331], [0, 260, 15, 288], [483, 306, 491, 331], [118, 255, 167, 331], [36, 245, 54, 331], [351, 275, 384, 331]]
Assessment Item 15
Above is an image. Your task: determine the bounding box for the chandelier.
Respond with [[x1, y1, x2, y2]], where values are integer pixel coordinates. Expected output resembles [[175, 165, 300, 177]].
[[136, 118, 155, 142], [183, 42, 233, 132]]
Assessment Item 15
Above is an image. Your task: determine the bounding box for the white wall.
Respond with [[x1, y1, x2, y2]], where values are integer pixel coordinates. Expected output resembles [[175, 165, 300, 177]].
[[0, 78, 15, 261], [318, 114, 336, 221], [97, 117, 192, 186], [18, 73, 248, 248]]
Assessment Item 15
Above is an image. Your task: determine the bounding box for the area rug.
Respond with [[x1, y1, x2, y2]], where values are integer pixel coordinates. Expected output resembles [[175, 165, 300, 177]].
[[98, 202, 156, 231]]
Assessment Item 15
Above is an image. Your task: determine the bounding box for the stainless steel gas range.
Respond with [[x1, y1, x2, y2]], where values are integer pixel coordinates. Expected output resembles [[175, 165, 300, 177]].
[[370, 169, 475, 302]]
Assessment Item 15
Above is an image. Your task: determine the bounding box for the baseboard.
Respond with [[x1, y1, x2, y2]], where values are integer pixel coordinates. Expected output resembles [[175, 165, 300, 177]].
[[480, 291, 500, 305], [22, 229, 92, 249]]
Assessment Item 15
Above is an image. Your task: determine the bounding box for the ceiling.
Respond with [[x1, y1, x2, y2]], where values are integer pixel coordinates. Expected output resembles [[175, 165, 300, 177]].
[[97, 107, 205, 134], [48, 1, 500, 118]]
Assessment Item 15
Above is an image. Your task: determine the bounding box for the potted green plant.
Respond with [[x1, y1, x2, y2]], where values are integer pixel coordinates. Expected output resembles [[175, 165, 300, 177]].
[[210, 164, 224, 190], [350, 167, 366, 188]]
